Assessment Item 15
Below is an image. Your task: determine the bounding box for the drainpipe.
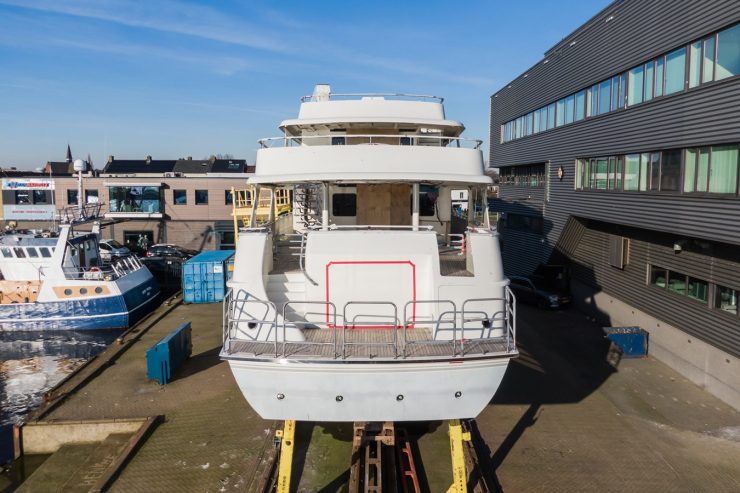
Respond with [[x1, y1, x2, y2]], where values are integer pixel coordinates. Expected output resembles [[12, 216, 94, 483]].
[[412, 183, 420, 231]]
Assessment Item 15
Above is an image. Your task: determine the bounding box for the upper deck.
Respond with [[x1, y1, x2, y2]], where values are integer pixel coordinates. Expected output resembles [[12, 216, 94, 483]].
[[252, 85, 489, 185]]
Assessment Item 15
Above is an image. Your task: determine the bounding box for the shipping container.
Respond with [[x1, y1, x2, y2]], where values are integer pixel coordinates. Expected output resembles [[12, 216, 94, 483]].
[[182, 250, 235, 303]]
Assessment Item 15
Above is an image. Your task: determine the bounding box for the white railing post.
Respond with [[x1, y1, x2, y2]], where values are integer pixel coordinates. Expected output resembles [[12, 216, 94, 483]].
[[321, 182, 329, 231], [412, 183, 420, 231]]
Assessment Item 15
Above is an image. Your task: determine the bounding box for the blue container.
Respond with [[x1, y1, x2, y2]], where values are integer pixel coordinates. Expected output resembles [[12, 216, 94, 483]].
[[182, 250, 235, 303], [146, 322, 192, 385], [603, 326, 649, 357]]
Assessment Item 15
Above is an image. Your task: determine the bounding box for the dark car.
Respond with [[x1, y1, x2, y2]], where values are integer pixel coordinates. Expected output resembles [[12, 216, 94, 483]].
[[508, 275, 571, 309], [145, 244, 198, 259]]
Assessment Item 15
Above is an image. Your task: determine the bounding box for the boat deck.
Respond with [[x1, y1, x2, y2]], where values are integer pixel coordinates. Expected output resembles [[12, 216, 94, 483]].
[[225, 327, 511, 360]]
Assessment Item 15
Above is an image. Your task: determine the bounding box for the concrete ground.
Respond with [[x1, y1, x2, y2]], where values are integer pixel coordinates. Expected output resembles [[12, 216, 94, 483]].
[[11, 299, 740, 492]]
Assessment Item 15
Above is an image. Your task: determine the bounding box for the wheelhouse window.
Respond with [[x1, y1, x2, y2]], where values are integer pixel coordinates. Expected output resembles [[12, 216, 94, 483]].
[[418, 185, 439, 217], [0, 248, 11, 258], [39, 247, 52, 258]]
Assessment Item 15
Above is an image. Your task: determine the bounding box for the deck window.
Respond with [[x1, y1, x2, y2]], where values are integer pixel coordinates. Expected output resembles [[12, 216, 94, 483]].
[[1, 248, 12, 258], [13, 247, 26, 258], [26, 247, 39, 258], [715, 285, 738, 315], [331, 193, 357, 216], [39, 247, 52, 258]]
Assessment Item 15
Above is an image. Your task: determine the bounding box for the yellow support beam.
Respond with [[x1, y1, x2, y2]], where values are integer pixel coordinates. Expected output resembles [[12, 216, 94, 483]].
[[276, 420, 296, 493], [446, 419, 471, 493]]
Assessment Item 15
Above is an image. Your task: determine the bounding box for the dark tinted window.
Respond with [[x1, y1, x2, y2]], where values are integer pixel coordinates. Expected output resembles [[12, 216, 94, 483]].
[[332, 193, 356, 216], [195, 190, 208, 205], [173, 189, 187, 205], [660, 149, 682, 191]]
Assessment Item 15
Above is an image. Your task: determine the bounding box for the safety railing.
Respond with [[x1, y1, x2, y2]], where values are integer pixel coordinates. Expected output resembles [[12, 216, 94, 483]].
[[300, 92, 444, 103], [64, 255, 144, 281], [258, 134, 482, 149], [222, 287, 518, 359], [57, 203, 102, 224]]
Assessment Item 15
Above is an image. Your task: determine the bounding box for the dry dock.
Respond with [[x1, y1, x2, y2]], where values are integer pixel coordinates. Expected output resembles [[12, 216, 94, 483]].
[[4, 296, 740, 492]]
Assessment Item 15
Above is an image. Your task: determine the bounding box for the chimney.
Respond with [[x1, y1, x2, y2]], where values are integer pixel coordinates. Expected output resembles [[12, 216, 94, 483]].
[[145, 155, 152, 163]]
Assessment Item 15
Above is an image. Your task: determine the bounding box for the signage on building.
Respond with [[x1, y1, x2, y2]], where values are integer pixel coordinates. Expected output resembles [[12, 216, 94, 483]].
[[2, 179, 55, 190], [3, 205, 56, 220]]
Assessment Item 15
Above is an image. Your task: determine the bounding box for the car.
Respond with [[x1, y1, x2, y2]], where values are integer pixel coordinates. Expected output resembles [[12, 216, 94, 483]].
[[508, 275, 571, 309], [145, 244, 198, 259], [98, 239, 131, 262]]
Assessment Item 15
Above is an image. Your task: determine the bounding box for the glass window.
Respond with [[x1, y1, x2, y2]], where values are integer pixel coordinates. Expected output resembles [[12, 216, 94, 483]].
[[173, 189, 187, 205], [13, 247, 26, 258], [195, 190, 208, 205], [586, 85, 596, 117], [649, 153, 660, 191], [109, 186, 162, 213], [644, 62, 654, 101], [575, 90, 585, 121], [615, 156, 624, 190], [650, 266, 667, 288], [0, 248, 11, 258], [556, 99, 565, 127], [709, 145, 739, 194], [85, 190, 99, 204], [225, 190, 234, 205], [665, 47, 686, 94], [628, 65, 644, 105], [689, 41, 702, 88], [26, 247, 38, 258], [15, 191, 30, 204], [546, 103, 556, 129], [526, 112, 534, 135], [331, 136, 346, 145], [598, 79, 611, 115], [655, 58, 664, 97], [533, 110, 540, 134], [687, 277, 708, 304], [39, 247, 51, 258], [715, 285, 738, 315], [660, 149, 682, 192], [575, 160, 584, 189], [595, 158, 608, 190], [332, 193, 357, 216], [684, 149, 697, 193], [564, 94, 575, 124], [67, 189, 78, 205], [618, 74, 626, 108], [33, 190, 48, 204], [624, 154, 641, 191], [610, 76, 620, 110], [667, 270, 686, 295], [703, 36, 715, 83], [697, 147, 710, 192], [716, 23, 740, 80]]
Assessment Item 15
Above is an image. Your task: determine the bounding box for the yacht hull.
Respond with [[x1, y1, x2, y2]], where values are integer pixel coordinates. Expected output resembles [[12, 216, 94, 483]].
[[225, 356, 512, 422]]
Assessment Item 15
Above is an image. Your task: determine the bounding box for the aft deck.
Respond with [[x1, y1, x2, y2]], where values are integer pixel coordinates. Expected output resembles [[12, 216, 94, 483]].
[[224, 326, 512, 360]]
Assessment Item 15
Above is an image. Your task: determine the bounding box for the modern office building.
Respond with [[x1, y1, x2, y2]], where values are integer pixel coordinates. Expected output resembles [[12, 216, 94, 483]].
[[489, 0, 740, 408], [3, 154, 253, 252]]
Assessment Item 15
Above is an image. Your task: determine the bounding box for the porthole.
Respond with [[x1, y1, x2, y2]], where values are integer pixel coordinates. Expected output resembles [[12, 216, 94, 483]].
[[94, 287, 103, 294], [64, 288, 72, 296], [80, 288, 88, 295]]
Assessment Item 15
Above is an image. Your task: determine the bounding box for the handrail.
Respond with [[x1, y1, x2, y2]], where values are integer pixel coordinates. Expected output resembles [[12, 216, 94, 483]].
[[325, 224, 435, 231], [341, 301, 399, 359], [300, 93, 444, 103], [281, 301, 338, 358], [299, 233, 319, 286], [402, 300, 457, 357], [258, 134, 482, 149]]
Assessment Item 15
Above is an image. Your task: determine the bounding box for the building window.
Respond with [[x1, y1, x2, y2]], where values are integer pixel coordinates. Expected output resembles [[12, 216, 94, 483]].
[[225, 190, 234, 205], [108, 186, 162, 213], [173, 189, 187, 205], [684, 145, 738, 194], [500, 164, 546, 187], [628, 65, 644, 106], [195, 190, 209, 205], [67, 189, 78, 204], [650, 265, 711, 306], [33, 190, 48, 204], [665, 47, 686, 95], [504, 213, 543, 234], [659, 149, 682, 192], [332, 193, 357, 216], [715, 285, 738, 315], [14, 190, 31, 204], [123, 231, 154, 254], [644, 61, 654, 102], [716, 23, 740, 80], [85, 189, 99, 204], [689, 41, 702, 88], [687, 277, 708, 304]]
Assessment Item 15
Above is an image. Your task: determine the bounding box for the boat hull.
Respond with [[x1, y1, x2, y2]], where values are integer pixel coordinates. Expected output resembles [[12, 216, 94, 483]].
[[0, 275, 160, 331], [225, 356, 512, 422]]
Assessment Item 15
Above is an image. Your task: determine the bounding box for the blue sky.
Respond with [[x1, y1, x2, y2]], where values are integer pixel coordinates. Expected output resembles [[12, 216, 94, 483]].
[[0, 0, 608, 170]]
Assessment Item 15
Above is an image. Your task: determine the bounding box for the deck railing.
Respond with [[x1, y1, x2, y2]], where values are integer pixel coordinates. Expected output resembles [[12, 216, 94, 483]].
[[64, 255, 144, 281], [222, 287, 517, 360], [300, 92, 444, 103], [258, 134, 482, 149]]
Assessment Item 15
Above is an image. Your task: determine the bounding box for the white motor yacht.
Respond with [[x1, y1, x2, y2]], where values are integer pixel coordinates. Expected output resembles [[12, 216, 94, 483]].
[[221, 85, 517, 422]]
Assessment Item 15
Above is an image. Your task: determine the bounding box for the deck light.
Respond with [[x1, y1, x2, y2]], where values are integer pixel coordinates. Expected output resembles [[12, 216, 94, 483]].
[[455, 391, 462, 398]]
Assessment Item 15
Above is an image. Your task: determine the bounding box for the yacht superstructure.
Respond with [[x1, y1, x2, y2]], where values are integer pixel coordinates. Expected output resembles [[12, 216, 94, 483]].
[[221, 85, 517, 422]]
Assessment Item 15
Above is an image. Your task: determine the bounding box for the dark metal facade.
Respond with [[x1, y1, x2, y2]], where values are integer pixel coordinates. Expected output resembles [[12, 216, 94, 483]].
[[489, 0, 740, 356]]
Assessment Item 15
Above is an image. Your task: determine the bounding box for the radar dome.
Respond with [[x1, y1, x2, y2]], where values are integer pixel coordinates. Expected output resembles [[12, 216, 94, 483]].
[[73, 159, 86, 172]]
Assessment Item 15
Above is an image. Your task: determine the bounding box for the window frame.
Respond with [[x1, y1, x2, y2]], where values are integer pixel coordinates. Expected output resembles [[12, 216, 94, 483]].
[[173, 189, 188, 205], [194, 189, 209, 205]]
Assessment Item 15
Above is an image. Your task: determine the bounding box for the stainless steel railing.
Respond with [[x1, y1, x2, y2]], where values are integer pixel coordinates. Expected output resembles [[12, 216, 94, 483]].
[[258, 134, 482, 149], [64, 254, 144, 280], [222, 287, 518, 359]]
